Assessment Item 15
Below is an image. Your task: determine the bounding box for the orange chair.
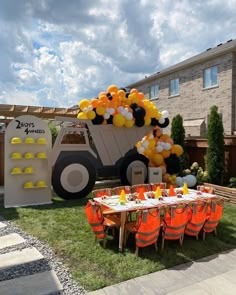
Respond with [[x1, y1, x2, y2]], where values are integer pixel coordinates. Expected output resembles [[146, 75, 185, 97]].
[[125, 208, 161, 256], [162, 204, 189, 251], [185, 201, 208, 240], [92, 188, 112, 198], [202, 198, 224, 240], [150, 182, 167, 191], [84, 200, 120, 247], [111, 185, 131, 195]]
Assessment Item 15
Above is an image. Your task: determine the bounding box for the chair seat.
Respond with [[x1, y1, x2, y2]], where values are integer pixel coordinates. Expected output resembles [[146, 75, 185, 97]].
[[104, 216, 121, 227]]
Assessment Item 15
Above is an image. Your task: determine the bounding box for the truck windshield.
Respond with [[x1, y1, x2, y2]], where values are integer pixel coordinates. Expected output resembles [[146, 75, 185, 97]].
[[61, 131, 86, 144]]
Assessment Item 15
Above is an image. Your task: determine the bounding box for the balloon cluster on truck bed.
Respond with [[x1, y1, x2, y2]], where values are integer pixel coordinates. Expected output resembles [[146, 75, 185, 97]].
[[77, 84, 169, 128]]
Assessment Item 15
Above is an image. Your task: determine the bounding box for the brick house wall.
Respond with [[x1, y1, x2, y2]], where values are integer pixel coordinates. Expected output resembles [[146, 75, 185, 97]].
[[132, 52, 235, 136]]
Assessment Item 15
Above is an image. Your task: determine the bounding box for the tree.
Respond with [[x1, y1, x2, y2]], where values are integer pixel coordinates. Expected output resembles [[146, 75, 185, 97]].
[[48, 123, 59, 146], [207, 105, 225, 185], [171, 114, 185, 148], [171, 114, 187, 172]]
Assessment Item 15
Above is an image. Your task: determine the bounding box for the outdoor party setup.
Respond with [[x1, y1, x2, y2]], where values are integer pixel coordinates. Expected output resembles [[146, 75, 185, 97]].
[[4, 84, 197, 207]]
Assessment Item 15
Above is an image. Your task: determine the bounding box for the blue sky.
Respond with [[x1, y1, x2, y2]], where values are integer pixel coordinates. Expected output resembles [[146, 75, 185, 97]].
[[0, 0, 236, 108]]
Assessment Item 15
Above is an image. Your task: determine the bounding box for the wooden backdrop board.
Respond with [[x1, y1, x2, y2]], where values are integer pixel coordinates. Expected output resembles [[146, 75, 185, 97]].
[[4, 115, 52, 208]]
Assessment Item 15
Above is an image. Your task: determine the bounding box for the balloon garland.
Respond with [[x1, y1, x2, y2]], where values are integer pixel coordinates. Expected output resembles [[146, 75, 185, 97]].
[[77, 85, 169, 128]]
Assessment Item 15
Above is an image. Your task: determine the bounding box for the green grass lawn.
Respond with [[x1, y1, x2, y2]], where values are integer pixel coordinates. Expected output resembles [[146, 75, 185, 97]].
[[0, 195, 236, 292]]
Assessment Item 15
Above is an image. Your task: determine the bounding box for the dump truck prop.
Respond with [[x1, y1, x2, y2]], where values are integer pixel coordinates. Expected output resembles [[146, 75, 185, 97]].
[[51, 117, 153, 199]]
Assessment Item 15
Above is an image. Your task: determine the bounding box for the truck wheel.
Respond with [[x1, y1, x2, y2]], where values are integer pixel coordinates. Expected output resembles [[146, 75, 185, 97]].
[[52, 155, 96, 199], [120, 153, 149, 185]]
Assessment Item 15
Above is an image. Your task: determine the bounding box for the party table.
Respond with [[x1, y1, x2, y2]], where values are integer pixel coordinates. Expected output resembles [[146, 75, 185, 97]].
[[94, 189, 219, 251]]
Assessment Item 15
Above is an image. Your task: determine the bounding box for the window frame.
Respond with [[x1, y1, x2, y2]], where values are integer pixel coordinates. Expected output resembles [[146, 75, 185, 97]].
[[169, 78, 179, 97], [203, 65, 218, 89], [149, 84, 159, 100]]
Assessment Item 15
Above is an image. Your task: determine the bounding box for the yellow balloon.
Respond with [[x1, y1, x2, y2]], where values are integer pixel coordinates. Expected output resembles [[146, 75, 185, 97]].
[[171, 144, 184, 156], [144, 116, 151, 126], [107, 84, 118, 93], [87, 110, 96, 120], [79, 99, 90, 111], [161, 150, 171, 158], [152, 153, 164, 166], [125, 119, 134, 128], [144, 148, 153, 158], [113, 114, 125, 127], [148, 138, 156, 149], [77, 112, 88, 119], [96, 106, 106, 116]]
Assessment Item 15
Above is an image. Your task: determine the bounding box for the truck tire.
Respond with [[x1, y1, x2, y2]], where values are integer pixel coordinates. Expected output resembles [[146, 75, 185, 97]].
[[52, 155, 96, 199], [119, 153, 149, 185]]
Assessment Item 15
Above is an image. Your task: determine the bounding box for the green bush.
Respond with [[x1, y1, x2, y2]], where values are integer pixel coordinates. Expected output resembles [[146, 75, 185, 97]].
[[206, 105, 225, 185]]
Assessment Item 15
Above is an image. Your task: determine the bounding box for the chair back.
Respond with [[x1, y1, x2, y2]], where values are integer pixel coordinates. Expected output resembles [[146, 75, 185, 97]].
[[92, 188, 112, 198], [111, 186, 131, 195], [131, 183, 151, 193], [150, 182, 167, 191], [203, 199, 224, 233], [84, 200, 106, 239], [163, 204, 189, 240], [135, 208, 161, 248], [185, 201, 208, 236]]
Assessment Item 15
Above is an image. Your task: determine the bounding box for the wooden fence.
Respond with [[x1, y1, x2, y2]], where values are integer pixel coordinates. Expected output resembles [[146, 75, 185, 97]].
[[204, 182, 236, 204]]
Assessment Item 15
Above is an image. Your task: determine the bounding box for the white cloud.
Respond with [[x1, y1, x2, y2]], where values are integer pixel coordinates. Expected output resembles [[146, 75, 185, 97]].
[[0, 0, 236, 107]]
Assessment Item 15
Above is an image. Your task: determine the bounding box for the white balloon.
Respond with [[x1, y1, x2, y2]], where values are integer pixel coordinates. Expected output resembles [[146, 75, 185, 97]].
[[184, 174, 197, 188], [142, 140, 149, 149], [149, 134, 154, 139], [164, 143, 171, 150], [83, 107, 88, 113], [159, 117, 165, 124], [117, 106, 124, 113], [156, 145, 163, 152], [137, 146, 145, 154], [176, 177, 184, 187], [103, 112, 110, 119], [162, 110, 169, 118], [159, 141, 165, 146], [107, 108, 115, 115], [126, 112, 133, 120]]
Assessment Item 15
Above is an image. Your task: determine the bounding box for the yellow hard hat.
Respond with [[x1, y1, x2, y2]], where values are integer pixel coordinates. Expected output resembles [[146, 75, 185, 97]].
[[24, 152, 34, 159], [36, 137, 47, 144], [23, 181, 34, 189], [11, 152, 22, 159], [35, 180, 47, 188], [11, 137, 22, 144], [36, 152, 47, 159], [23, 166, 33, 174], [11, 167, 22, 174], [24, 137, 35, 144]]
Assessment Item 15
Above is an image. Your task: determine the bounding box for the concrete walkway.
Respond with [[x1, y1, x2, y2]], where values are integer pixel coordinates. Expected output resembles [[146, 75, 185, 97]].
[[87, 248, 236, 295], [0, 221, 63, 295]]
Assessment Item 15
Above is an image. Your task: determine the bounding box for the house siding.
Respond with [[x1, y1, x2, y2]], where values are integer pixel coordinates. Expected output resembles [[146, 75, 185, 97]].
[[133, 52, 233, 136]]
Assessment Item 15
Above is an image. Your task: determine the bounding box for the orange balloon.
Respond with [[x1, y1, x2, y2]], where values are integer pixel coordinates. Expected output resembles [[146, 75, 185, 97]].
[[130, 88, 138, 94], [98, 91, 107, 97], [107, 85, 118, 93], [91, 98, 98, 108], [138, 92, 144, 100], [99, 94, 108, 103], [117, 89, 126, 98], [163, 173, 170, 183], [111, 92, 118, 101], [161, 150, 171, 158]]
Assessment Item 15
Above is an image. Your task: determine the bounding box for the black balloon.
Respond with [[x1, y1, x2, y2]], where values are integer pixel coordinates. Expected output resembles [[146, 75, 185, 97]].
[[156, 118, 169, 128], [133, 106, 146, 120], [125, 92, 130, 98], [92, 114, 104, 125], [130, 103, 138, 110], [151, 118, 159, 126], [135, 119, 145, 127], [107, 115, 113, 124], [165, 154, 181, 174]]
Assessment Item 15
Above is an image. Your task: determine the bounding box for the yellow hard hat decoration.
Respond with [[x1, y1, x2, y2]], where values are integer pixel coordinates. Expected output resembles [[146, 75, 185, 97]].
[[23, 181, 34, 189], [24, 166, 33, 174], [35, 180, 47, 188], [36, 152, 47, 159], [24, 152, 34, 159], [11, 167, 22, 174], [11, 137, 22, 144], [36, 137, 47, 145], [11, 152, 22, 159], [24, 137, 35, 144]]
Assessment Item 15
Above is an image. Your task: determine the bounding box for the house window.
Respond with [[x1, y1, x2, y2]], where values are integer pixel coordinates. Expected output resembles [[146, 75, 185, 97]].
[[169, 78, 179, 96], [149, 84, 159, 99], [204, 66, 218, 88]]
